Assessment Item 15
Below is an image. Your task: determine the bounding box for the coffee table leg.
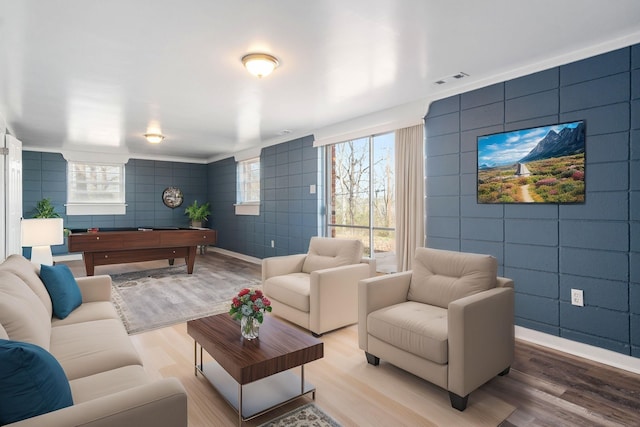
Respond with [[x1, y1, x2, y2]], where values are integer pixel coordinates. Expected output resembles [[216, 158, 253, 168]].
[[238, 384, 243, 426], [193, 341, 204, 377]]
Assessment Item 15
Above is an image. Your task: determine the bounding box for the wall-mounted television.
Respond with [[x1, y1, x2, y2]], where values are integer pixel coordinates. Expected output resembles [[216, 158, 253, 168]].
[[477, 120, 585, 204]]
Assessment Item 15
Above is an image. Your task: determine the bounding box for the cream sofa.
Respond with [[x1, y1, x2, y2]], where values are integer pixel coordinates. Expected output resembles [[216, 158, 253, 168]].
[[0, 254, 187, 427], [358, 247, 514, 411], [263, 237, 376, 336]]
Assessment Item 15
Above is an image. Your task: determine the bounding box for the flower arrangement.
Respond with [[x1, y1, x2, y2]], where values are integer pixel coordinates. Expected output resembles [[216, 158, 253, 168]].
[[229, 288, 272, 322], [229, 288, 272, 339]]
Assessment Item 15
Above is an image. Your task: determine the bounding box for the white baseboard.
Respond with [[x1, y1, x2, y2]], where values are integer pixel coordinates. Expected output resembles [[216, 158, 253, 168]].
[[515, 326, 640, 375], [208, 247, 262, 265]]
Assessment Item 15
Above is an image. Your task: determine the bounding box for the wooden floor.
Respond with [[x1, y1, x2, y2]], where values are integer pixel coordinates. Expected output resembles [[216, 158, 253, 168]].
[[65, 253, 640, 426]]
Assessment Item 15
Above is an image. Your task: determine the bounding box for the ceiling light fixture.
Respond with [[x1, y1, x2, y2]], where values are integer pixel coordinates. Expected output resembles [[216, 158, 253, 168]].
[[242, 53, 279, 78], [144, 133, 164, 144]]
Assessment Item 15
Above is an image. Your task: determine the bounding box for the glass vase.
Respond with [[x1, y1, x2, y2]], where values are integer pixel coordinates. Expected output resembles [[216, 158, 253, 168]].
[[241, 316, 260, 340]]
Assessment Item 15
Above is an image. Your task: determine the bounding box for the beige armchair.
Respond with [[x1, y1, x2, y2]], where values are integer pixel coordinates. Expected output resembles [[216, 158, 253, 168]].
[[358, 247, 514, 411], [263, 237, 376, 336]]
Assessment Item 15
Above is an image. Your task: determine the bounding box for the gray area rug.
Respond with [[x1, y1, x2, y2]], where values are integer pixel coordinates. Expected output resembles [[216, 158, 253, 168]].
[[110, 258, 262, 334], [258, 403, 341, 427]]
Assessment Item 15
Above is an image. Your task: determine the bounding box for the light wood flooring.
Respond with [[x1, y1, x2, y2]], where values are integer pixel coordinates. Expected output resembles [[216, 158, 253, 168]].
[[64, 253, 640, 426]]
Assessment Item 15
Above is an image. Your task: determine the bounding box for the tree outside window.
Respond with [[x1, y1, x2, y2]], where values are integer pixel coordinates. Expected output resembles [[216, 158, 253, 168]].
[[327, 133, 395, 270]]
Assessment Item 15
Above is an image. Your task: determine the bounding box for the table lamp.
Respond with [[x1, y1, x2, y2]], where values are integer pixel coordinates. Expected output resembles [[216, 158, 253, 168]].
[[21, 218, 64, 266]]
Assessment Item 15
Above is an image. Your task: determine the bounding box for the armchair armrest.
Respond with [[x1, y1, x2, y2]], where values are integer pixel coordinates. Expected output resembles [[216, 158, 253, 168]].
[[76, 275, 112, 303], [261, 254, 307, 281], [447, 287, 514, 397], [357, 271, 412, 351], [497, 276, 514, 288], [309, 263, 371, 335], [8, 378, 187, 427], [360, 257, 377, 277]]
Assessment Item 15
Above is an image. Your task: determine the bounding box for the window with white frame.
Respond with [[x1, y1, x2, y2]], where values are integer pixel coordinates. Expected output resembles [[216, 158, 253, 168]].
[[66, 161, 126, 215], [235, 157, 260, 215], [326, 132, 396, 271]]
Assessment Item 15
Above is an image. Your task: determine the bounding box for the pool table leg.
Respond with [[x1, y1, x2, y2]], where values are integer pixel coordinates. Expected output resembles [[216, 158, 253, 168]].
[[186, 246, 196, 274]]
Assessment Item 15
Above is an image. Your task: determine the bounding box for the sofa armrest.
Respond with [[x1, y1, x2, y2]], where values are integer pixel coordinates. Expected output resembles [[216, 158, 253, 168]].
[[8, 378, 187, 427], [76, 275, 112, 303], [308, 263, 371, 335], [447, 287, 514, 397], [261, 254, 307, 281], [357, 271, 412, 351]]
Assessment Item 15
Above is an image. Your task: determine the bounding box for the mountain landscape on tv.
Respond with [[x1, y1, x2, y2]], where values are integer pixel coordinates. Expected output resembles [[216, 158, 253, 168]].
[[477, 121, 585, 204], [518, 122, 585, 163]]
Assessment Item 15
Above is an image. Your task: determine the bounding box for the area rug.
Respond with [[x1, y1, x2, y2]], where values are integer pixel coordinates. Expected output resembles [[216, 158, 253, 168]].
[[258, 403, 341, 427], [110, 260, 261, 334]]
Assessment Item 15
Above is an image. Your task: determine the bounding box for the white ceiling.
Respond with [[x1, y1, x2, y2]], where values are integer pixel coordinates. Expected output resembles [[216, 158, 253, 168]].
[[2, 0, 640, 163]]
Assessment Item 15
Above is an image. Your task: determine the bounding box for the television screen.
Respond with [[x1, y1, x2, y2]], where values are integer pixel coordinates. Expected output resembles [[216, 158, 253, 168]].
[[477, 120, 585, 204]]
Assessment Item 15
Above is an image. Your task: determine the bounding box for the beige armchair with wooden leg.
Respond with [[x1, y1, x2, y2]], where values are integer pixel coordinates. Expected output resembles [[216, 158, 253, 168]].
[[263, 237, 376, 336], [358, 247, 514, 411]]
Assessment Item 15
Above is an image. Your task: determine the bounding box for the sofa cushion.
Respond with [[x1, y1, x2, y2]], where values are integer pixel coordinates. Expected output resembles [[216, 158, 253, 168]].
[[0, 339, 73, 425], [50, 319, 143, 380], [70, 365, 150, 404], [263, 273, 310, 312], [302, 237, 363, 273], [40, 264, 83, 319], [0, 323, 7, 339], [368, 301, 449, 364], [0, 271, 52, 350], [408, 248, 497, 309], [0, 254, 53, 317], [51, 301, 120, 327]]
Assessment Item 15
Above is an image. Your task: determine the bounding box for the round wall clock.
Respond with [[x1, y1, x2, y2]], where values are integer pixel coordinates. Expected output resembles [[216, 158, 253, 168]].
[[162, 187, 184, 208]]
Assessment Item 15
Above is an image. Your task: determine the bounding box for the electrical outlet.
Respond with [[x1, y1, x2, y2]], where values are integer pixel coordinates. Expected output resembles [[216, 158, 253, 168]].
[[571, 289, 584, 307], [271, 240, 275, 248]]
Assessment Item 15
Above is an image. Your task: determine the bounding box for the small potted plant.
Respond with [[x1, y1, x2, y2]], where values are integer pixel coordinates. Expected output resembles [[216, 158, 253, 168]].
[[184, 200, 211, 228], [34, 198, 61, 218]]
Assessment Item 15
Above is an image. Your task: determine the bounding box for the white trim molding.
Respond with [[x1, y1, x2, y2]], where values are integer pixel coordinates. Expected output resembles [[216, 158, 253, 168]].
[[312, 99, 428, 147], [208, 246, 261, 265], [515, 326, 640, 375]]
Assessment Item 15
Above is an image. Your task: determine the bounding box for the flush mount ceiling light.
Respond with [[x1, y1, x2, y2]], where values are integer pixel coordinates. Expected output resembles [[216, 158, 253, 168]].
[[242, 53, 279, 78], [144, 133, 164, 144]]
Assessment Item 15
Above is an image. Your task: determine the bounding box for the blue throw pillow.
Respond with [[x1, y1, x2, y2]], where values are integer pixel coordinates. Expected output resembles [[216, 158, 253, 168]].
[[40, 264, 82, 319], [0, 339, 73, 424]]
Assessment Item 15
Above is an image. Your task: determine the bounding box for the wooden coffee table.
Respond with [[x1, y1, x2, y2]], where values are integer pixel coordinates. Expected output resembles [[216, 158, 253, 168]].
[[187, 314, 324, 425]]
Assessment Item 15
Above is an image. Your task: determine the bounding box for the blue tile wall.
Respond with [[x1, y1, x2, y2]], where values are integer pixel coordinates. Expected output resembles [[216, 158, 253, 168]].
[[22, 152, 208, 254], [425, 44, 640, 357], [207, 135, 320, 259]]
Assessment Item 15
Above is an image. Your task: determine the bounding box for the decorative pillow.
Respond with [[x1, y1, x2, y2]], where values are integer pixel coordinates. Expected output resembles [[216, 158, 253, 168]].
[[0, 339, 73, 425], [39, 264, 82, 319]]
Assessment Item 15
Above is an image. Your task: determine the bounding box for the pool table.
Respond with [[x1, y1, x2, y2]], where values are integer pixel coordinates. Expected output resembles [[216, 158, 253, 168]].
[[67, 227, 217, 276]]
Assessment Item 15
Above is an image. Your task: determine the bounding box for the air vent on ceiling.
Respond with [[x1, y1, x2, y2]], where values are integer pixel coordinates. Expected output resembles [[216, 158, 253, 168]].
[[434, 72, 469, 85]]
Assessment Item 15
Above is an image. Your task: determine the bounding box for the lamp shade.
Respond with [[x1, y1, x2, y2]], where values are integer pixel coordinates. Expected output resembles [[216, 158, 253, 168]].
[[21, 218, 64, 247]]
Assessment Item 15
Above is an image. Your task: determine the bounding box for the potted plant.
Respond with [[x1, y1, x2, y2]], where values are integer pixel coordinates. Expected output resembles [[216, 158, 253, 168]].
[[34, 198, 61, 218], [184, 200, 211, 228]]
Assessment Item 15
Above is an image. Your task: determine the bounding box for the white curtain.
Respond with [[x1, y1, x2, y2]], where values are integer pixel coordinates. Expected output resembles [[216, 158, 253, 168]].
[[395, 123, 425, 272]]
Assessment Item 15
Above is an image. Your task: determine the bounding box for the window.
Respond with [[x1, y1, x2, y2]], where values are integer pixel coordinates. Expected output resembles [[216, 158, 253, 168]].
[[235, 157, 260, 215], [326, 132, 396, 271], [66, 161, 126, 215]]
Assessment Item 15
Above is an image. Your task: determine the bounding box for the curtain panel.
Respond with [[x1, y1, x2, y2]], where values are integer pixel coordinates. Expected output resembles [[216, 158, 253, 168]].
[[395, 123, 425, 271]]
